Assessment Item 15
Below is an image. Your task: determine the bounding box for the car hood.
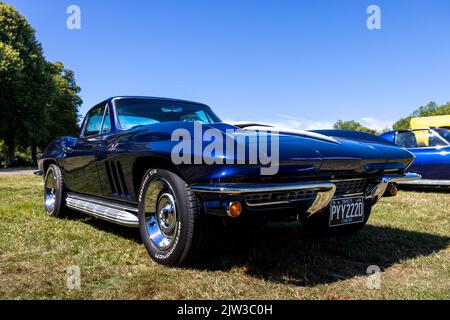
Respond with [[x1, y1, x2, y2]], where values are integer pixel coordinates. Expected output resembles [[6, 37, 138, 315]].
[[122, 121, 414, 180]]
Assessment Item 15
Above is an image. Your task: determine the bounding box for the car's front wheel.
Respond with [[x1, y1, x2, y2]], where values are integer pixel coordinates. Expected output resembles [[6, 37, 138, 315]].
[[44, 164, 69, 217], [138, 169, 216, 266]]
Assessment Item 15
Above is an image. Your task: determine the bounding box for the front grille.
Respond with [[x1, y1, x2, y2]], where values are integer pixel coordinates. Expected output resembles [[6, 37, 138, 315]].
[[244, 178, 368, 207], [333, 178, 367, 196], [245, 189, 317, 207]]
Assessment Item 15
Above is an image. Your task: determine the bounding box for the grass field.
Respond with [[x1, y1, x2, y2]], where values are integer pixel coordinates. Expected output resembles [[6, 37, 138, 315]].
[[0, 174, 449, 300]]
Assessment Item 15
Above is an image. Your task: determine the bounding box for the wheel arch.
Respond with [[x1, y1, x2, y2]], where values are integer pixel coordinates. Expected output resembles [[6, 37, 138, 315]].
[[42, 159, 58, 174], [132, 156, 188, 198]]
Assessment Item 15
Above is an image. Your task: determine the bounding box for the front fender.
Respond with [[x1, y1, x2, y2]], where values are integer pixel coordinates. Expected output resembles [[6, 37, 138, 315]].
[[38, 136, 77, 171]]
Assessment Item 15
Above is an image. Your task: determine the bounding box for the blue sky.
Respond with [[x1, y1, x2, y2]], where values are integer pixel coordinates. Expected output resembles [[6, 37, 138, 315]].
[[5, 0, 450, 130]]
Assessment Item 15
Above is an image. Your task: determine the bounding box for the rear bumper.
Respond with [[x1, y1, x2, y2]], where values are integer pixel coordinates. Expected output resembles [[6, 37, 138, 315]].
[[190, 173, 421, 217]]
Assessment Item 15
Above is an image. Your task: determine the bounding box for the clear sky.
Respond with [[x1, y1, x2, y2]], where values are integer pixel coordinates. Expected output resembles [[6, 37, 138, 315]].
[[5, 0, 450, 130]]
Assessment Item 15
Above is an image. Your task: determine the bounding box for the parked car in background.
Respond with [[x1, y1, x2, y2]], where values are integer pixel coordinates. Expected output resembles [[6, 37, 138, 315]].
[[37, 96, 419, 266], [380, 128, 450, 186]]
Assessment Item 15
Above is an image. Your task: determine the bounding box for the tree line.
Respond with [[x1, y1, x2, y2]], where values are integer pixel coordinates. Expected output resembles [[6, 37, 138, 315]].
[[334, 101, 450, 134], [0, 2, 81, 168]]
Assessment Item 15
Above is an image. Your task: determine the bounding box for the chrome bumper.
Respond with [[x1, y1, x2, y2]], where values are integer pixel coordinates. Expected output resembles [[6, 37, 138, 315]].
[[190, 173, 421, 216], [191, 182, 336, 216], [190, 182, 336, 195], [369, 172, 422, 201]]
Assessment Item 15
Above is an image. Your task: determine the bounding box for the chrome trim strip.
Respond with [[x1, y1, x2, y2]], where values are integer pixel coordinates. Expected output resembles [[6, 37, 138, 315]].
[[381, 173, 422, 183], [246, 199, 306, 207], [245, 191, 319, 207], [330, 178, 366, 182], [66, 194, 139, 227], [306, 185, 336, 216], [67, 193, 138, 213], [190, 182, 336, 195]]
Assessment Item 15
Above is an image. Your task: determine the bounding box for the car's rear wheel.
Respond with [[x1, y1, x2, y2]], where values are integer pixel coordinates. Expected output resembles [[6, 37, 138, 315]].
[[300, 201, 372, 236], [138, 169, 217, 266], [44, 164, 69, 217]]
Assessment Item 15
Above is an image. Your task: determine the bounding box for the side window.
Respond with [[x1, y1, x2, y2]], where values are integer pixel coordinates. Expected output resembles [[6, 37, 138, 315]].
[[395, 132, 418, 148], [83, 104, 111, 137], [84, 106, 104, 136]]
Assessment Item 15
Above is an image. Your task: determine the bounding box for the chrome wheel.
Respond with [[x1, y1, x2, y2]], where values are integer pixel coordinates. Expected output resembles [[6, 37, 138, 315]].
[[143, 179, 178, 250], [44, 170, 57, 215]]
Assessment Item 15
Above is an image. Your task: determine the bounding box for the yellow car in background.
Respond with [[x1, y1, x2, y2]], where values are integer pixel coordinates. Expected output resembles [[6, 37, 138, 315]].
[[410, 115, 450, 146], [410, 115, 450, 130]]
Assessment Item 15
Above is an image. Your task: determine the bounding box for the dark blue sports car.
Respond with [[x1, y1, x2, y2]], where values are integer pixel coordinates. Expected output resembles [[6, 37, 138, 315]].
[[380, 128, 450, 186], [37, 96, 419, 266]]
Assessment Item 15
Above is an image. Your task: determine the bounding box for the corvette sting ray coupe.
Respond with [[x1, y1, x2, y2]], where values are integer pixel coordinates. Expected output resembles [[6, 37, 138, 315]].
[[37, 96, 420, 266], [380, 128, 450, 186]]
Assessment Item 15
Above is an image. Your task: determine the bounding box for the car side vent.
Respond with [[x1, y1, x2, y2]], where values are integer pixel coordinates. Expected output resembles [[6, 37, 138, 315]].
[[105, 161, 130, 199], [105, 161, 116, 196], [116, 162, 130, 198]]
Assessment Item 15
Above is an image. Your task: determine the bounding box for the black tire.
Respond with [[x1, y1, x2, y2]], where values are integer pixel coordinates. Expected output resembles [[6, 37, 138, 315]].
[[138, 169, 217, 266], [301, 201, 372, 236], [44, 164, 69, 217]]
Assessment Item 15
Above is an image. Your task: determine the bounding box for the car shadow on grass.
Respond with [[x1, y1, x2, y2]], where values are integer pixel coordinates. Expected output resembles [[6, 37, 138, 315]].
[[66, 209, 142, 243], [193, 222, 450, 287], [67, 211, 449, 287]]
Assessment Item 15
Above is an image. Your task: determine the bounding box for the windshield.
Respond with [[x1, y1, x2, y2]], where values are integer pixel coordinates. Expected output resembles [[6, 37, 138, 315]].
[[435, 128, 450, 144], [115, 99, 222, 130]]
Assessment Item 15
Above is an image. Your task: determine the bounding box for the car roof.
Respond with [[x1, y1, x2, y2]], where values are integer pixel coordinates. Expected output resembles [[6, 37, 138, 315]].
[[393, 128, 442, 133], [107, 96, 208, 106]]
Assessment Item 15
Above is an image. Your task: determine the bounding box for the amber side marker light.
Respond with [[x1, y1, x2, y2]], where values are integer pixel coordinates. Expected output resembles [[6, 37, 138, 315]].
[[390, 184, 399, 197], [227, 201, 242, 218]]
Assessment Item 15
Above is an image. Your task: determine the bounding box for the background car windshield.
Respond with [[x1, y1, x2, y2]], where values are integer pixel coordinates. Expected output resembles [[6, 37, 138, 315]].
[[115, 99, 222, 130], [395, 129, 449, 148]]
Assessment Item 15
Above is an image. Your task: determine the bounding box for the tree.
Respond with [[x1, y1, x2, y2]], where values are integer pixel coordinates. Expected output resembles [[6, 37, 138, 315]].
[[0, 2, 52, 167], [0, 36, 24, 166], [393, 101, 450, 130], [41, 62, 81, 151], [333, 120, 378, 135]]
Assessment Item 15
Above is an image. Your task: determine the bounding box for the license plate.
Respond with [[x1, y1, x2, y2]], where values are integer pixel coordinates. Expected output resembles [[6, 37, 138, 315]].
[[329, 197, 364, 227]]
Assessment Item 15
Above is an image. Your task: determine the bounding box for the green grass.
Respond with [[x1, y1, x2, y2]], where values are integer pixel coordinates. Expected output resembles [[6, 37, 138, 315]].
[[0, 174, 449, 299]]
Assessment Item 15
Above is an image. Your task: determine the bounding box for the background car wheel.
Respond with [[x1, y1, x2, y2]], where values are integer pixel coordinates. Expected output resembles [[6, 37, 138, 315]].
[[300, 201, 373, 236], [44, 164, 69, 217], [138, 169, 217, 266]]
